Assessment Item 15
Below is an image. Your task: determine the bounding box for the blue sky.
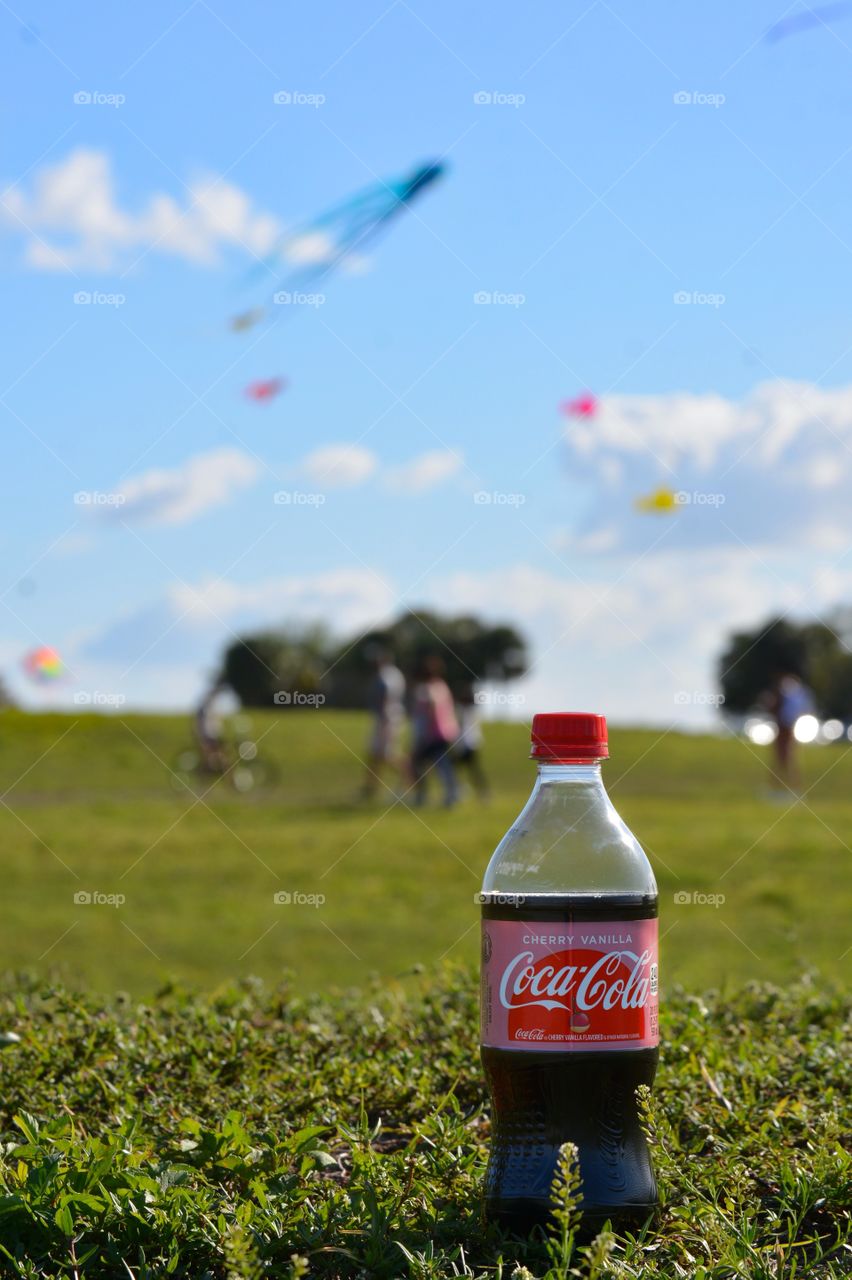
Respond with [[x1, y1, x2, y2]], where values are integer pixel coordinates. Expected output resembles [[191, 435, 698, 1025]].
[[5, 0, 852, 722]]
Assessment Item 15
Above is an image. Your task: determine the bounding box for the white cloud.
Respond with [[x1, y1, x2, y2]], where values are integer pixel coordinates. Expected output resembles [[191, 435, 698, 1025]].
[[292, 445, 463, 493], [59, 522, 852, 722], [56, 374, 852, 721], [80, 569, 395, 672], [299, 444, 377, 489], [433, 551, 852, 725], [73, 547, 852, 724], [800, 452, 842, 489], [89, 437, 463, 544], [105, 447, 259, 526], [169, 568, 394, 634], [1, 148, 281, 271], [384, 449, 463, 494], [549, 525, 620, 554], [1, 148, 379, 277], [565, 380, 852, 554]]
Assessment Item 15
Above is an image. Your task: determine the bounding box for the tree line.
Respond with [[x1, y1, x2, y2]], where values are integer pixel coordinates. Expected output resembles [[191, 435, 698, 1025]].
[[220, 608, 852, 719], [220, 610, 528, 708]]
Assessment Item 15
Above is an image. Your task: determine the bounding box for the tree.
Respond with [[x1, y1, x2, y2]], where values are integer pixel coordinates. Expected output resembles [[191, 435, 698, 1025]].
[[324, 609, 528, 708], [718, 613, 852, 718], [718, 617, 807, 714], [218, 610, 529, 710], [221, 625, 330, 709]]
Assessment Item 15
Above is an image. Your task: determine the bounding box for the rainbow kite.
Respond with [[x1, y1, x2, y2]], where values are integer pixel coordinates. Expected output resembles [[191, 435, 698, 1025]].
[[22, 646, 65, 682]]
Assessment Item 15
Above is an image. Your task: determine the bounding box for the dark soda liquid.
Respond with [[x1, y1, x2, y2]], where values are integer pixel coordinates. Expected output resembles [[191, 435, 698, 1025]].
[[481, 893, 658, 1233]]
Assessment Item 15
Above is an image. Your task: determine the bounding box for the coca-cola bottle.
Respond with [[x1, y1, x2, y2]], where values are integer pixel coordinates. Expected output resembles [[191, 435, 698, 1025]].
[[480, 712, 659, 1231]]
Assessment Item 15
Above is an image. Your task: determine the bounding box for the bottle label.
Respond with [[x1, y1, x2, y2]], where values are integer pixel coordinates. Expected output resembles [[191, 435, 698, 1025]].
[[480, 916, 659, 1051]]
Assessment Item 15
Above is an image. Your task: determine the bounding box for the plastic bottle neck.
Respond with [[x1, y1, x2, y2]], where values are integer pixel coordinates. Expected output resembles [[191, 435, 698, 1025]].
[[534, 761, 605, 784], [482, 755, 655, 897]]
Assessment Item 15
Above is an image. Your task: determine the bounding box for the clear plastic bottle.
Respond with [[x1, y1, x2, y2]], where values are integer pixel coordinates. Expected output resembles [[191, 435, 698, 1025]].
[[480, 712, 659, 1231]]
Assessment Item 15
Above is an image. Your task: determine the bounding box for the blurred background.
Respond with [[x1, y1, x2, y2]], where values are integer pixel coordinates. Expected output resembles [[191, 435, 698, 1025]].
[[2, 0, 851, 994]]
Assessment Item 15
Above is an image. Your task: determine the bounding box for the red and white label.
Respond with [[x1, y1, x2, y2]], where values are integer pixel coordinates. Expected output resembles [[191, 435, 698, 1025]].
[[481, 917, 659, 1051]]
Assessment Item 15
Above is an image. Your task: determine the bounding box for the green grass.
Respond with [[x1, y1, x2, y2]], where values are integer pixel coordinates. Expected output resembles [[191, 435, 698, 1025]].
[[0, 971, 847, 1277], [0, 712, 849, 1276], [0, 710, 849, 993]]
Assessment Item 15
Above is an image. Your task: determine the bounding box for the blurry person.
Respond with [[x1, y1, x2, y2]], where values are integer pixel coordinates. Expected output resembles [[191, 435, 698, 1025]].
[[766, 670, 814, 793], [410, 654, 459, 807], [194, 680, 228, 773], [362, 646, 407, 798], [454, 683, 490, 799]]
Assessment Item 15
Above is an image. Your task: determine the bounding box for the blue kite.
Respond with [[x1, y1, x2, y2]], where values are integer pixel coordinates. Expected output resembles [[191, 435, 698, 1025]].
[[231, 160, 446, 331]]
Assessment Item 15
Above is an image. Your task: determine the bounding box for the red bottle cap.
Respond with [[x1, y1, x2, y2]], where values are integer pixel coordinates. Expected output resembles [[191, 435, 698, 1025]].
[[530, 712, 608, 762]]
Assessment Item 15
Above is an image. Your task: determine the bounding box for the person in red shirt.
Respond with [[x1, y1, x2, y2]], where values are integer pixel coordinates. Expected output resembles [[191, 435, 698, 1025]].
[[410, 654, 459, 807]]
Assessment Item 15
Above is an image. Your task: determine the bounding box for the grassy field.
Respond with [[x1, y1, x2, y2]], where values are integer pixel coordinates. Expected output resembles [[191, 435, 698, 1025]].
[[0, 709, 849, 993], [0, 711, 849, 1277], [0, 971, 847, 1278]]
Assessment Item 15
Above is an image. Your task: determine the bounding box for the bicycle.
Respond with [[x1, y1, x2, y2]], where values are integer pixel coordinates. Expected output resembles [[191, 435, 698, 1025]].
[[169, 734, 280, 794]]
